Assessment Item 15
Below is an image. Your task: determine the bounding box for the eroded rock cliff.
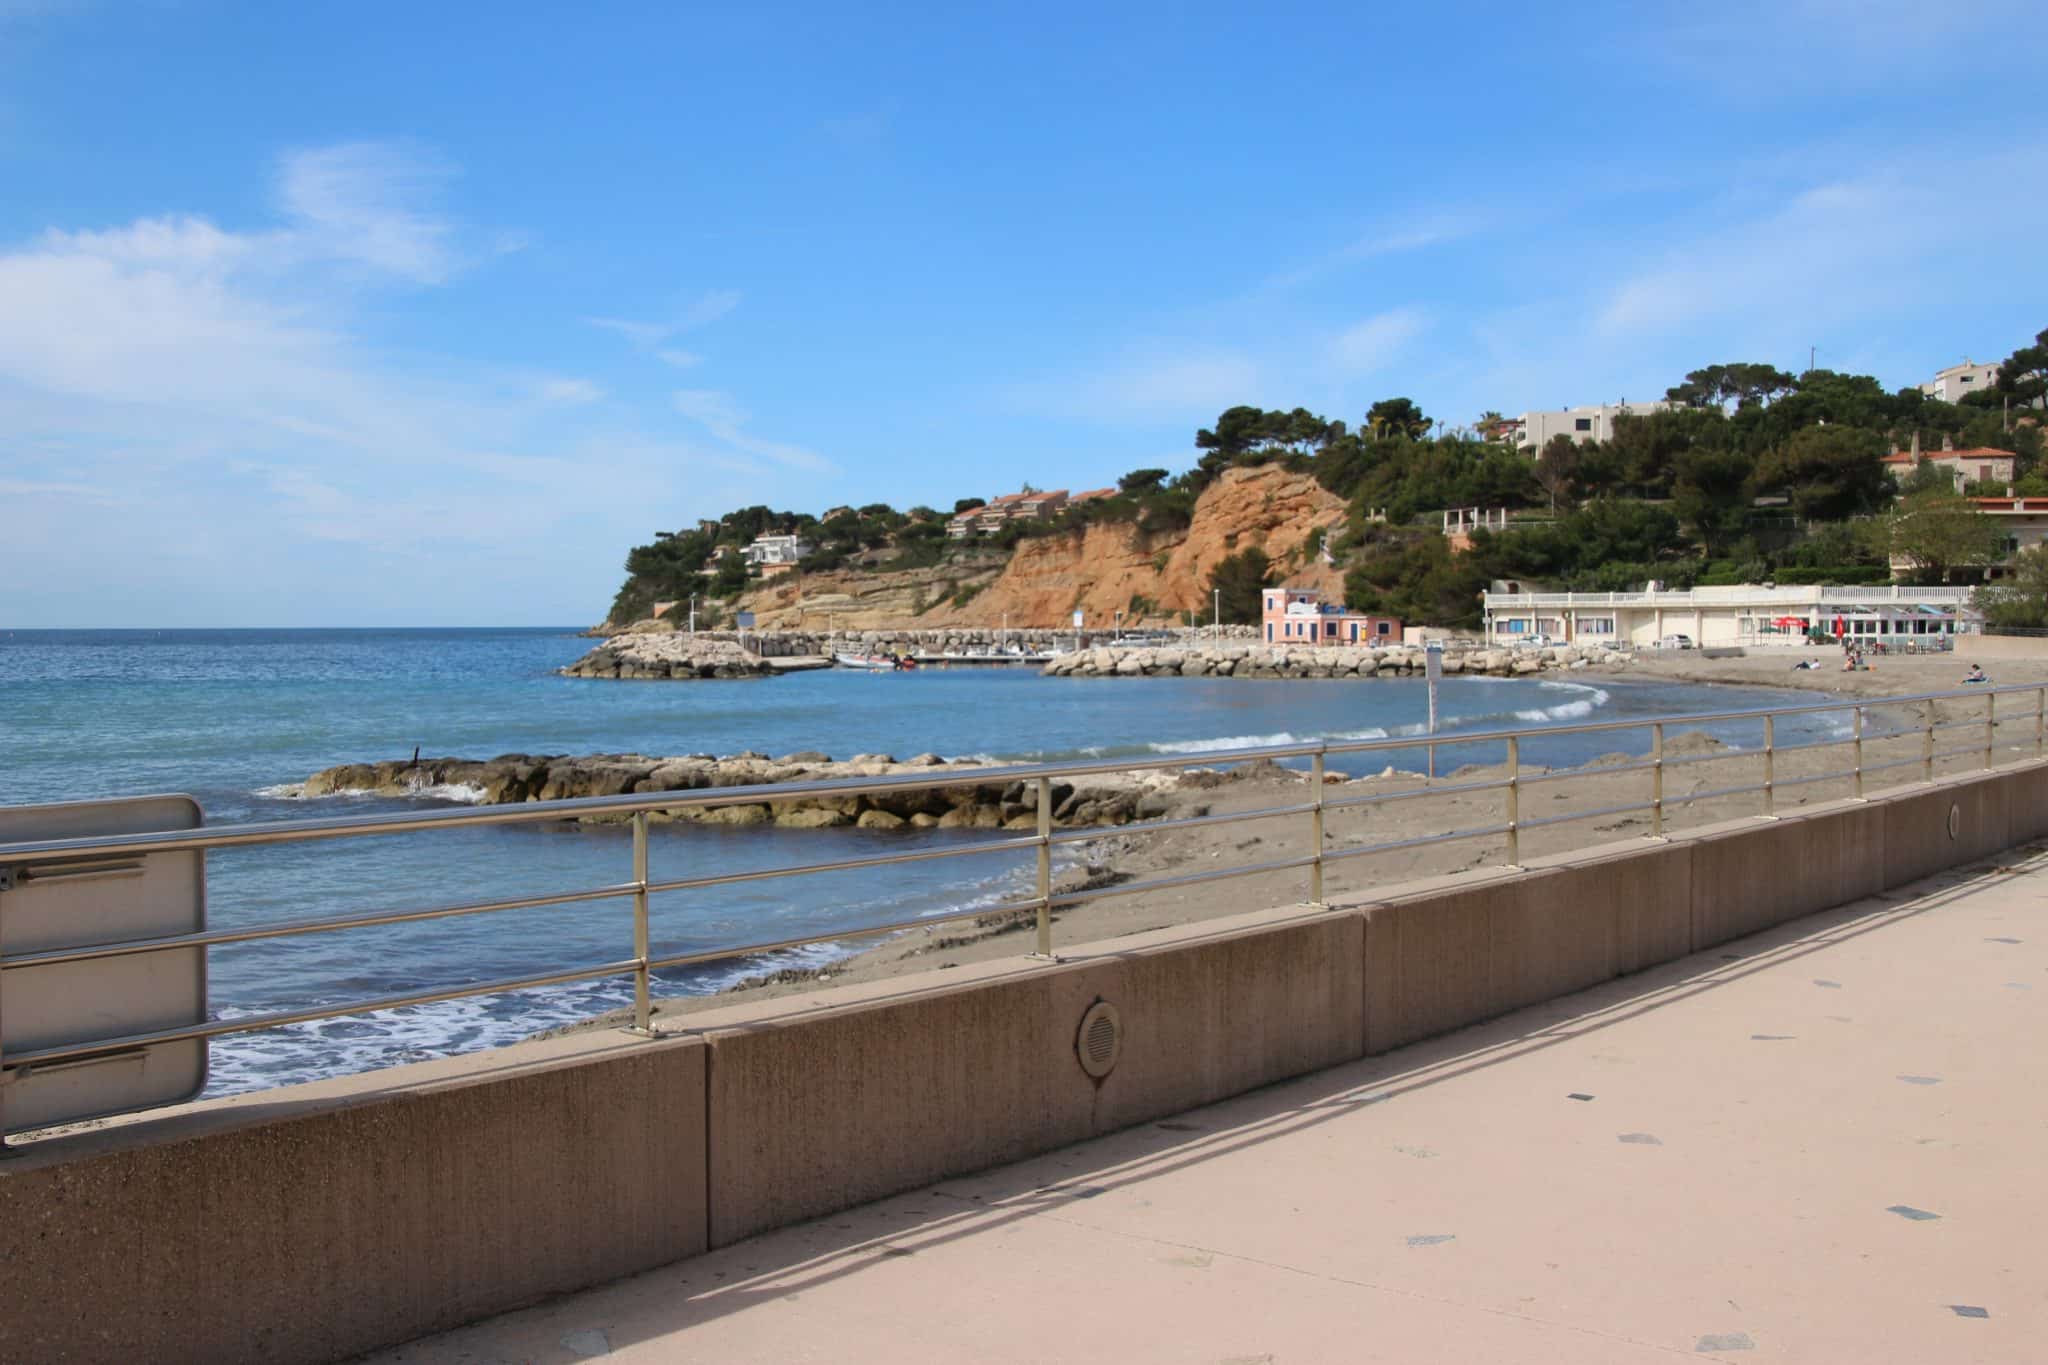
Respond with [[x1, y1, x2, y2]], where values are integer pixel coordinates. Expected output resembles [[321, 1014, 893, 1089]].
[[725, 464, 1349, 630]]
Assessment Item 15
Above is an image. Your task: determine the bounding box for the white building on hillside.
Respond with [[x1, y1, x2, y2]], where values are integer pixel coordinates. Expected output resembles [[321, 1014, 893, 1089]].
[[741, 534, 812, 573], [1921, 359, 2000, 404], [1483, 583, 1978, 649], [1511, 400, 1679, 450]]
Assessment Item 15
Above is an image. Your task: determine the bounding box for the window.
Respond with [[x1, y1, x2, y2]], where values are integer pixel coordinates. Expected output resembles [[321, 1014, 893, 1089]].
[[1376, 621, 1391, 636], [1961, 374, 1975, 383], [1574, 417, 1593, 432], [1579, 617, 1614, 635]]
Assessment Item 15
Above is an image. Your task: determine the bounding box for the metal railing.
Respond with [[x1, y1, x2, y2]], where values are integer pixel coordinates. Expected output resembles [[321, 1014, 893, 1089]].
[[2, 682, 2044, 1094]]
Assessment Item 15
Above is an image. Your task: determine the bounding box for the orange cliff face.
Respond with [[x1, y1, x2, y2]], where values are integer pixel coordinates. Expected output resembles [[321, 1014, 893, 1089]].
[[732, 463, 1353, 631]]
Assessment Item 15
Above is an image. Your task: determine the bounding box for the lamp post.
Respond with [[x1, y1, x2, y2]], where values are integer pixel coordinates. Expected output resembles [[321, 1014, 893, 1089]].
[[688, 593, 697, 635], [1213, 588, 1220, 631]]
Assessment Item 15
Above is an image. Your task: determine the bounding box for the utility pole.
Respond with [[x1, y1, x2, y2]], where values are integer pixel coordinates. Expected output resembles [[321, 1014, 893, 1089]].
[[1809, 345, 1816, 374]]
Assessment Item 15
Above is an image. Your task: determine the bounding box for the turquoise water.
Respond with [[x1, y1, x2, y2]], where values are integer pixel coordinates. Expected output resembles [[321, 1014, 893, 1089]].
[[0, 628, 1845, 1094]]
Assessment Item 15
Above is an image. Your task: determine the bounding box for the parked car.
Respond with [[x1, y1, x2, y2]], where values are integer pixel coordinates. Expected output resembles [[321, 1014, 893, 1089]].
[[1507, 634, 1552, 649], [1658, 634, 1695, 650]]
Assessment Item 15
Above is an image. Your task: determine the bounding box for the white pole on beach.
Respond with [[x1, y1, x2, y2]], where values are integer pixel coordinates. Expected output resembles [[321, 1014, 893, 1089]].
[[1425, 641, 1443, 780], [1213, 588, 1220, 632]]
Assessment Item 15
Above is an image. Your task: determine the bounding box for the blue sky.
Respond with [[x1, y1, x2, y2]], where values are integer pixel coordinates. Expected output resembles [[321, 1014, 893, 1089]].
[[2, 0, 2043, 626]]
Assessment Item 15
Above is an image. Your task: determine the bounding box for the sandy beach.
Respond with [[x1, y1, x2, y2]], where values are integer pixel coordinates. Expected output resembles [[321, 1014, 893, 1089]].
[[550, 647, 2048, 1036]]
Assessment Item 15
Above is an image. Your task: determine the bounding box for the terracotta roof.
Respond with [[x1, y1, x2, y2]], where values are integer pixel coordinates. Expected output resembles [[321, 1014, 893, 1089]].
[[1070, 487, 1117, 501], [1885, 447, 2015, 465]]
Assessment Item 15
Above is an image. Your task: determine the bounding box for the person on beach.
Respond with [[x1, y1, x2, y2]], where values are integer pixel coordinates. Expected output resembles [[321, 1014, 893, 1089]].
[[1964, 664, 1989, 684]]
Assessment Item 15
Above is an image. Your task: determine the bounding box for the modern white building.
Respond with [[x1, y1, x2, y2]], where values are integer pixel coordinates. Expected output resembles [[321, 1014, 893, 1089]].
[[1920, 359, 2000, 404], [1482, 583, 1978, 649], [741, 534, 812, 569], [1511, 400, 1679, 450]]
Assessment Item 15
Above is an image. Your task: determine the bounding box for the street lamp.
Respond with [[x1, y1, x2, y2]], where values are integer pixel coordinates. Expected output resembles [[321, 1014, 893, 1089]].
[[1213, 588, 1220, 631]]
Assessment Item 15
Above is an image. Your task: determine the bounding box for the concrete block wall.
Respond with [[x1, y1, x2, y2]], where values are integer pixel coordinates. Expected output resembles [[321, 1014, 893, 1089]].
[[0, 1032, 708, 1365], [8, 759, 2048, 1363]]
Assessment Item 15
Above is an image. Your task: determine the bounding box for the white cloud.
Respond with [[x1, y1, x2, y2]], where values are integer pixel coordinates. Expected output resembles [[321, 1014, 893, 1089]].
[[587, 317, 671, 345], [276, 141, 460, 283], [1598, 147, 2048, 337], [677, 288, 741, 329], [533, 376, 603, 405], [672, 389, 833, 472], [1327, 308, 1427, 375], [587, 289, 743, 348], [0, 146, 823, 625], [1648, 0, 2035, 96], [655, 348, 703, 369], [1262, 210, 1481, 291]]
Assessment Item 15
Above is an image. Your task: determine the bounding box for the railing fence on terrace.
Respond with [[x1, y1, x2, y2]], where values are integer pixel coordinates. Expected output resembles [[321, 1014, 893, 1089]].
[[1, 683, 2043, 1134]]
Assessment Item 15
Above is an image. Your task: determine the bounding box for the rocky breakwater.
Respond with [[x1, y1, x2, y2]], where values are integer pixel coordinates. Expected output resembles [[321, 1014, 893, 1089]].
[[562, 634, 773, 680], [1043, 642, 1632, 679], [294, 751, 1190, 831]]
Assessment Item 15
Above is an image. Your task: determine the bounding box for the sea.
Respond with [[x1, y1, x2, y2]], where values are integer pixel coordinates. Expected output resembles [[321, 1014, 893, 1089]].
[[0, 627, 1855, 1096]]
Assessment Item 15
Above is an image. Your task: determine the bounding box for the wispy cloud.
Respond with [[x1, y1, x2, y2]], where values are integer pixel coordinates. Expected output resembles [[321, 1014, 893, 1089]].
[[587, 288, 743, 348], [1597, 146, 2048, 336], [672, 388, 833, 472], [532, 376, 603, 405], [1645, 0, 2035, 97], [1327, 308, 1427, 375], [0, 145, 817, 624], [275, 141, 461, 283], [587, 317, 671, 345], [1263, 210, 1482, 291], [655, 348, 702, 369]]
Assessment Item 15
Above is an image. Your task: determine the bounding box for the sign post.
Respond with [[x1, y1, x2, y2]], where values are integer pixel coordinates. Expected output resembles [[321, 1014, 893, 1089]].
[[0, 795, 208, 1137], [1424, 641, 1444, 780]]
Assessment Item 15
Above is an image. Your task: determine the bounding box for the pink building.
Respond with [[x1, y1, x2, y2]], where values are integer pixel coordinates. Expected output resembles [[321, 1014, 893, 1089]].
[[1260, 587, 1401, 646]]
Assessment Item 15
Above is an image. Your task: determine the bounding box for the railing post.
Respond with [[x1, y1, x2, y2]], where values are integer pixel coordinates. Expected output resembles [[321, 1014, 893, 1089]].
[[1650, 722, 1665, 838], [1309, 750, 1327, 907], [1923, 701, 1936, 783], [1853, 706, 1865, 801], [1985, 692, 1996, 770], [631, 810, 651, 1034], [1762, 714, 1776, 818], [1034, 776, 1053, 958], [1505, 735, 1521, 868]]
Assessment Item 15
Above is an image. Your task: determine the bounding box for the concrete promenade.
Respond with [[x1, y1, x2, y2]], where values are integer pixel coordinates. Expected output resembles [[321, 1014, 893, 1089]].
[[369, 847, 2048, 1362]]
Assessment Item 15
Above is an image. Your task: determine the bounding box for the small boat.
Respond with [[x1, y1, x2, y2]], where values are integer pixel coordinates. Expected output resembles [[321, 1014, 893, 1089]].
[[834, 652, 896, 670]]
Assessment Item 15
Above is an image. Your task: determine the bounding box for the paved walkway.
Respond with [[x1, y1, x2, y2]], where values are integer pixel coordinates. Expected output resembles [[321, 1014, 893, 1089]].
[[370, 849, 2048, 1363]]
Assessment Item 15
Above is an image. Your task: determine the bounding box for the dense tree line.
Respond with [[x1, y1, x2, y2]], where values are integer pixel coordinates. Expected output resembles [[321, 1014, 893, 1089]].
[[604, 326, 2048, 630]]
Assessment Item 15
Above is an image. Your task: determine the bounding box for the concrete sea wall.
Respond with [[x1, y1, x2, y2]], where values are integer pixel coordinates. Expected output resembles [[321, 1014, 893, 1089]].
[[2, 760, 2039, 1363]]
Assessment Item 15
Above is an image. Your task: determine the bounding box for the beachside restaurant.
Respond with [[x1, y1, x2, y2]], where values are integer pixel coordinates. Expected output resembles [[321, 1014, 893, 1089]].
[[1482, 583, 1979, 649]]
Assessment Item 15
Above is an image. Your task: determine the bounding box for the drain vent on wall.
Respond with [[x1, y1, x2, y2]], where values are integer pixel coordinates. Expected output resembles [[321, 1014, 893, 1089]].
[[1948, 803, 1962, 841], [1076, 1000, 1123, 1079]]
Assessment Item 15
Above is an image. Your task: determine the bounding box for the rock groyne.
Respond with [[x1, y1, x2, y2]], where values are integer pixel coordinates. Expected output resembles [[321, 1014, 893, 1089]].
[[293, 752, 1193, 831], [1042, 642, 1630, 679], [562, 626, 1260, 680]]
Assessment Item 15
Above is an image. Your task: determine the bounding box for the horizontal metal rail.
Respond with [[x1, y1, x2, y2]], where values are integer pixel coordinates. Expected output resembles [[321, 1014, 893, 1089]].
[[2, 680, 2040, 1107]]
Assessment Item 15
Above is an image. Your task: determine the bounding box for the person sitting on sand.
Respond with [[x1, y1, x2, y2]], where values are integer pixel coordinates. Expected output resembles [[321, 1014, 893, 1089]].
[[1792, 659, 1820, 671], [1964, 664, 1989, 684]]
